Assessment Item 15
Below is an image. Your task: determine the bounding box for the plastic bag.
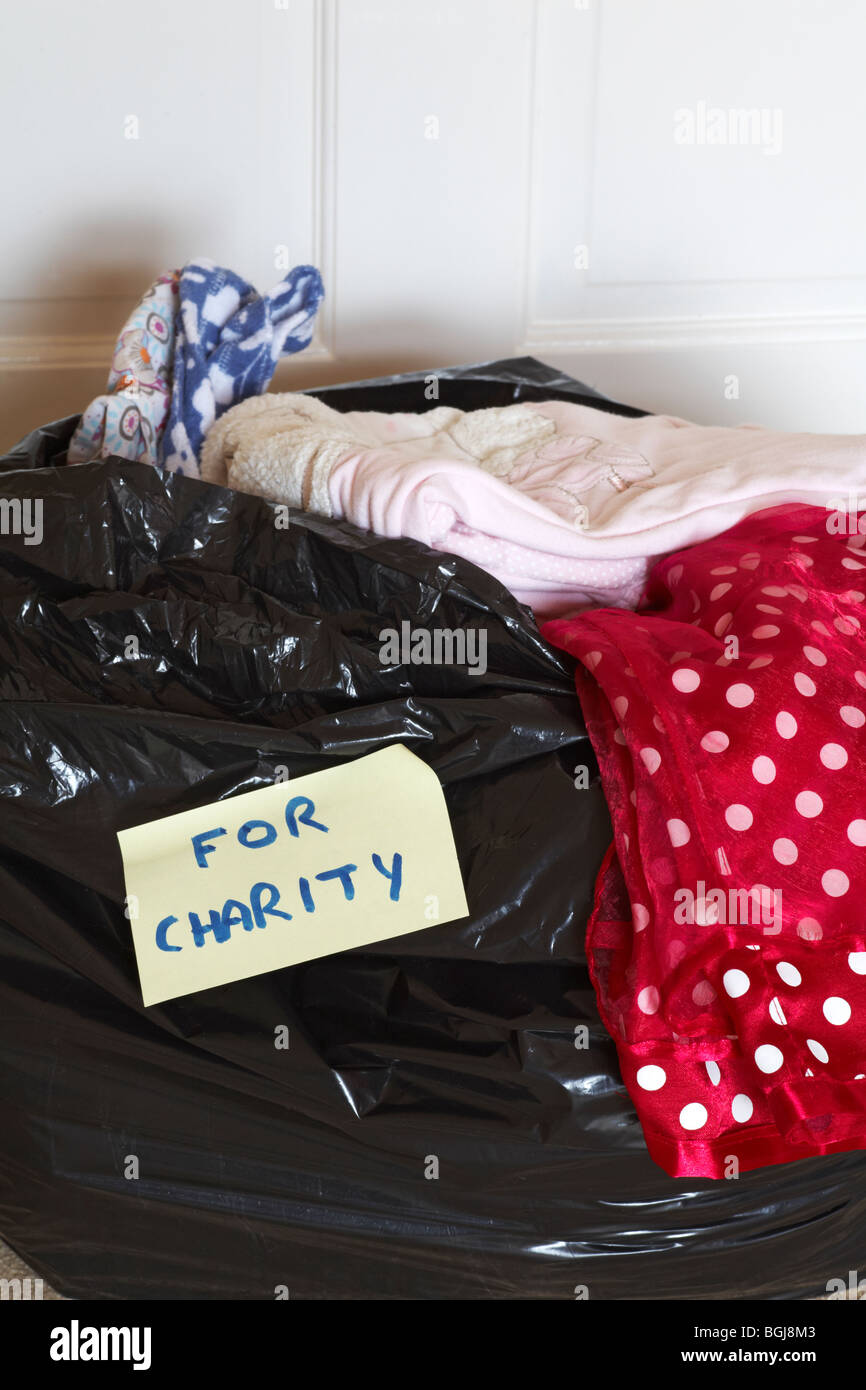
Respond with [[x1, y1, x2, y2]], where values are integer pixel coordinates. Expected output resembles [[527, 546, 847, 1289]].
[[0, 357, 862, 1300]]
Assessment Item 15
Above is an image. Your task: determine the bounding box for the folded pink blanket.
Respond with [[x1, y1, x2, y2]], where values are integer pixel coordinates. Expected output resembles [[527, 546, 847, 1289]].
[[200, 392, 866, 618]]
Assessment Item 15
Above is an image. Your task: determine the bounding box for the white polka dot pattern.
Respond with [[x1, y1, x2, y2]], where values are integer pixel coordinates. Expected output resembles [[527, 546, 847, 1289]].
[[542, 502, 866, 1178]]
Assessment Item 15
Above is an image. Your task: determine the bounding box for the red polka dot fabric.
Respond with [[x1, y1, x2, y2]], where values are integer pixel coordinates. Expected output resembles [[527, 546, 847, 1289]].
[[542, 504, 866, 1177]]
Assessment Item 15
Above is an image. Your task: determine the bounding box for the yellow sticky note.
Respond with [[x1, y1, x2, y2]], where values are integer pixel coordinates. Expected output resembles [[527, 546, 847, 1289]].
[[117, 744, 468, 1006]]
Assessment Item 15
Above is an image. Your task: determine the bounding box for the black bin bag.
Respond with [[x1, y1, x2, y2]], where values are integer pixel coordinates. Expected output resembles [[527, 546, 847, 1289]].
[[0, 357, 864, 1301]]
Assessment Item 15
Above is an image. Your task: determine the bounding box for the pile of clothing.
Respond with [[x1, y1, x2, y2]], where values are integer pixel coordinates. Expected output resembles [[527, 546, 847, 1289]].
[[167, 374, 866, 1178], [67, 283, 866, 1179], [5, 311, 866, 1296], [68, 259, 324, 475]]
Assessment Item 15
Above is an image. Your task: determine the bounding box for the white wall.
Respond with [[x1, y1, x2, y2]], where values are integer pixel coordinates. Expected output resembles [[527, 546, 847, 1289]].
[[2, 0, 865, 451]]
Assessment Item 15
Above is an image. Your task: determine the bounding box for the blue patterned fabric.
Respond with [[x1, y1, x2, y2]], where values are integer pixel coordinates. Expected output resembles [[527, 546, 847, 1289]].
[[162, 259, 324, 476], [67, 271, 180, 467]]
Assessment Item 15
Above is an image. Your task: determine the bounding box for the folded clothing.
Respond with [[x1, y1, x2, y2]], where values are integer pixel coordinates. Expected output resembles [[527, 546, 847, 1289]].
[[67, 272, 179, 466], [200, 390, 866, 617], [543, 505, 866, 1177], [68, 260, 324, 475]]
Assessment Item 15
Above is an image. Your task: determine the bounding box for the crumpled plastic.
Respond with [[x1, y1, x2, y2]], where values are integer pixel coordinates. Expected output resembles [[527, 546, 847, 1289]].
[[0, 357, 863, 1300]]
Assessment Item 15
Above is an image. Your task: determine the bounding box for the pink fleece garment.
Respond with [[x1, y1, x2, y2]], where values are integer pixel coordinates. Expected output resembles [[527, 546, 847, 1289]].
[[326, 435, 648, 615], [324, 401, 866, 617]]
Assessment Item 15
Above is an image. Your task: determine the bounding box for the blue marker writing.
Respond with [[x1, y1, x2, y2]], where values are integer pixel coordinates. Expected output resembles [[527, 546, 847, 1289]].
[[372, 851, 403, 901], [250, 881, 293, 928], [191, 827, 227, 868], [315, 863, 358, 901], [238, 819, 278, 849], [285, 796, 329, 837], [156, 914, 182, 952]]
